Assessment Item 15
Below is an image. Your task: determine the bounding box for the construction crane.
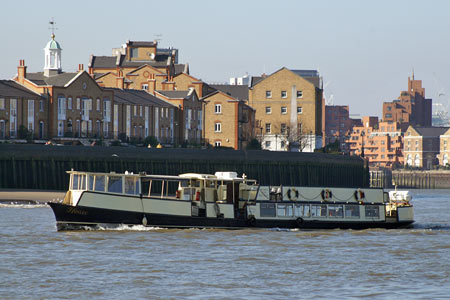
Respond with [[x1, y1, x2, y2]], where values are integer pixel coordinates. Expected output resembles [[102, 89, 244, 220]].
[[323, 81, 334, 105], [432, 73, 450, 126]]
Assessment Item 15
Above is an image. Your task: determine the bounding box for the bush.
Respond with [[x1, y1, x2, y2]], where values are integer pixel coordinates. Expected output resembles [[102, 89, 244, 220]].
[[18, 125, 33, 142], [143, 136, 158, 148], [111, 140, 121, 146], [118, 133, 128, 143]]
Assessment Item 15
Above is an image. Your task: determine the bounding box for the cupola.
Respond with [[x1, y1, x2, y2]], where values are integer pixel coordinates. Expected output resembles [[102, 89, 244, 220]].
[[44, 33, 62, 77]]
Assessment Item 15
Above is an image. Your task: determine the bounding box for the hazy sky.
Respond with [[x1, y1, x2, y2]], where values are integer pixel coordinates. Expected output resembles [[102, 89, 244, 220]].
[[2, 0, 450, 118]]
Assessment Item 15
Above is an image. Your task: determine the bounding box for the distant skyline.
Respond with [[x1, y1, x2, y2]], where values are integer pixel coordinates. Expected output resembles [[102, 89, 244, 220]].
[[2, 0, 450, 118]]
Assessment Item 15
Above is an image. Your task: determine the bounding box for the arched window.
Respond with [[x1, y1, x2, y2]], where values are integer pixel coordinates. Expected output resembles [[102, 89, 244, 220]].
[[414, 154, 420, 167], [406, 154, 412, 166]]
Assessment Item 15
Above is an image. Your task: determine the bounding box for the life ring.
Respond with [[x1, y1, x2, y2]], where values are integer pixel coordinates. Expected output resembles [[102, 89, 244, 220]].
[[247, 215, 256, 227], [354, 189, 365, 201], [287, 188, 299, 200], [296, 217, 304, 227], [321, 189, 332, 201]]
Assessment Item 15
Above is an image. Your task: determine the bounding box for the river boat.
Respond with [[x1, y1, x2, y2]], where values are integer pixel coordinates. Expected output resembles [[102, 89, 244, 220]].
[[48, 170, 414, 230]]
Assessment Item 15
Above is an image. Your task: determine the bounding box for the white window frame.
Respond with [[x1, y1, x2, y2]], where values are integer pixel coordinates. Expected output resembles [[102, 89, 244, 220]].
[[281, 91, 287, 98], [28, 100, 34, 132], [215, 104, 222, 114], [265, 123, 271, 134], [265, 106, 272, 114], [214, 122, 222, 133], [297, 91, 303, 98], [297, 106, 303, 114], [281, 107, 287, 114], [266, 91, 272, 98], [67, 97, 72, 110], [214, 141, 222, 147]]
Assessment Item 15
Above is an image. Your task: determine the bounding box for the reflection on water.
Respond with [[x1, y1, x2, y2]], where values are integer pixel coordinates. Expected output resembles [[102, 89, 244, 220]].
[[1, 189, 449, 300]]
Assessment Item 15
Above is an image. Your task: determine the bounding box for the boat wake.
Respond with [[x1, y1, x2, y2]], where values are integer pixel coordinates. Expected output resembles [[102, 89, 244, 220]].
[[0, 202, 48, 209], [413, 223, 450, 231], [75, 224, 165, 232]]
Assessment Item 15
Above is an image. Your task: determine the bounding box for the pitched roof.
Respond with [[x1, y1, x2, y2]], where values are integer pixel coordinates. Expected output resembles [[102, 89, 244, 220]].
[[89, 56, 117, 68], [174, 64, 188, 75], [250, 76, 264, 87], [209, 84, 249, 101], [106, 88, 175, 107], [250, 68, 322, 89], [0, 80, 43, 98], [118, 55, 169, 68], [24, 72, 79, 87], [156, 90, 191, 99], [290, 69, 321, 88], [412, 126, 450, 136]]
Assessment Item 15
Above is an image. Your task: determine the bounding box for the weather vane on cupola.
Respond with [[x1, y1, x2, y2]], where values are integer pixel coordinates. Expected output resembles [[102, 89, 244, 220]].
[[48, 18, 58, 39]]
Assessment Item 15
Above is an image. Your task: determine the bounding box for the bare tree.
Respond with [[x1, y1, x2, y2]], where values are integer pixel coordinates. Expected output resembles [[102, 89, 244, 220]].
[[282, 123, 312, 152]]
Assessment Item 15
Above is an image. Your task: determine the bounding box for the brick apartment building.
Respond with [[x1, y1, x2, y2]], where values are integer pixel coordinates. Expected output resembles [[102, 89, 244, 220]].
[[324, 105, 362, 151], [346, 117, 404, 168], [383, 73, 432, 128]]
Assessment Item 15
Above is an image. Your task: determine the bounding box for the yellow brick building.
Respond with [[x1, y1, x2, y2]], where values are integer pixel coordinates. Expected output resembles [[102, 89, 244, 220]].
[[249, 68, 323, 151], [202, 90, 255, 149]]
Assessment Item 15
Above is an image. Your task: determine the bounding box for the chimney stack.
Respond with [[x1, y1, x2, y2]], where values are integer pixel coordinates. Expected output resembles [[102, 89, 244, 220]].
[[116, 71, 125, 89], [78, 64, 84, 72], [17, 60, 27, 84]]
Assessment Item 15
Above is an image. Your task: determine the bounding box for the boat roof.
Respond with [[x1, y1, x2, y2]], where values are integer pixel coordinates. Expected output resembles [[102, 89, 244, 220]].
[[66, 170, 256, 182]]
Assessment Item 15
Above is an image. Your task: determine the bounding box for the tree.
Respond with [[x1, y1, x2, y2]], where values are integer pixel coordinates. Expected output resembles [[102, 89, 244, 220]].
[[246, 138, 262, 150]]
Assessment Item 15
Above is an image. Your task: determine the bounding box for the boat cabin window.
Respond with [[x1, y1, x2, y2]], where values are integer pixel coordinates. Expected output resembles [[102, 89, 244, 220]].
[[311, 204, 327, 217], [71, 174, 86, 190], [108, 176, 123, 193], [88, 175, 94, 190], [94, 175, 105, 192], [277, 204, 293, 217], [260, 203, 276, 217], [365, 206, 380, 218], [125, 177, 140, 195], [205, 180, 215, 188], [328, 205, 344, 218], [294, 204, 310, 217], [345, 205, 360, 218]]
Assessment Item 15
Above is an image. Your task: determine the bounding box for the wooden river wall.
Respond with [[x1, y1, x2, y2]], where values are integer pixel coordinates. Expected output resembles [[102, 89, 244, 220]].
[[392, 170, 450, 189], [370, 168, 450, 189], [0, 144, 369, 191]]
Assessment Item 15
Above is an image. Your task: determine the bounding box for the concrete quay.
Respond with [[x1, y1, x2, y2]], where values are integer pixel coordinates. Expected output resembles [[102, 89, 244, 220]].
[[0, 189, 65, 204]]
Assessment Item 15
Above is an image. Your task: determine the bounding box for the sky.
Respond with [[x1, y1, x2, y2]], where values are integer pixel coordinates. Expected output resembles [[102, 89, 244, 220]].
[[1, 0, 450, 118]]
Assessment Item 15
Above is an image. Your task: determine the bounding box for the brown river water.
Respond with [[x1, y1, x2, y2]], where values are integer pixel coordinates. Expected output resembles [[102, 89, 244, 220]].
[[1, 189, 449, 299]]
